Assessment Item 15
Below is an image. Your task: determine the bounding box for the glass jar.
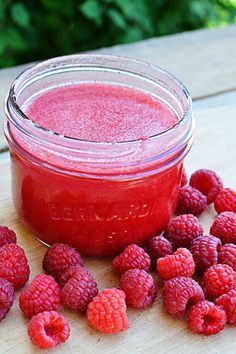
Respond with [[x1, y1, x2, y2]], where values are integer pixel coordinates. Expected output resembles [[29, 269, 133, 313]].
[[4, 54, 194, 256]]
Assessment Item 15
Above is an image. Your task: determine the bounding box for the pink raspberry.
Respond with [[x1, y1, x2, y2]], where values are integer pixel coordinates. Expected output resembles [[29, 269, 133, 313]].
[[190, 235, 222, 273], [87, 288, 128, 334], [0, 278, 14, 322], [0, 243, 30, 289], [119, 269, 157, 309], [28, 311, 70, 349], [42, 243, 83, 280], [19, 274, 61, 318], [146, 235, 172, 266], [162, 277, 204, 317], [188, 300, 227, 335], [156, 248, 195, 280], [189, 169, 223, 204], [215, 289, 236, 325], [210, 211, 236, 244], [60, 266, 98, 312], [112, 244, 150, 274], [164, 214, 203, 249], [214, 188, 236, 214], [203, 264, 236, 299], [176, 186, 207, 216], [181, 168, 188, 186], [0, 226, 17, 247], [218, 244, 236, 271]]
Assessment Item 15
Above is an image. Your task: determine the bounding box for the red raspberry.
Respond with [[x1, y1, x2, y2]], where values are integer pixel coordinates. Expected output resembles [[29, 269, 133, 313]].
[[19, 274, 61, 318], [146, 235, 172, 266], [112, 244, 150, 274], [190, 235, 222, 273], [162, 277, 204, 317], [0, 226, 17, 247], [119, 269, 157, 309], [164, 214, 203, 249], [181, 168, 188, 186], [210, 211, 236, 244], [189, 169, 223, 204], [214, 187, 236, 214], [60, 266, 98, 312], [87, 288, 128, 334], [156, 248, 195, 280], [215, 289, 236, 325], [188, 300, 227, 335], [0, 278, 14, 322], [176, 186, 207, 216], [203, 264, 236, 299], [28, 310, 70, 349], [218, 244, 236, 271], [0, 243, 30, 289], [43, 243, 83, 280]]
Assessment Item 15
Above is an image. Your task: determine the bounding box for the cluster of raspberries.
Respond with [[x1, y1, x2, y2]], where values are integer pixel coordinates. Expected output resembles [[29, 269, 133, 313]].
[[0, 168, 235, 349]]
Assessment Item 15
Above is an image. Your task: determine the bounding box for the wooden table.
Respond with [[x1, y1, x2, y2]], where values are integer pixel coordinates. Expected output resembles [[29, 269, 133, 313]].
[[0, 26, 236, 354]]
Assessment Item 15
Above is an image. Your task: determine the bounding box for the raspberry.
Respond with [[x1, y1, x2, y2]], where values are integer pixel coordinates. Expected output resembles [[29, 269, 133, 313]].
[[210, 211, 236, 244], [43, 243, 83, 280], [218, 244, 236, 271], [181, 168, 188, 187], [162, 277, 204, 317], [0, 278, 14, 322], [119, 269, 157, 309], [19, 274, 61, 318], [28, 310, 70, 349], [164, 214, 203, 249], [0, 226, 17, 247], [214, 188, 236, 214], [188, 300, 227, 335], [0, 243, 30, 289], [112, 244, 150, 274], [60, 266, 98, 312], [190, 235, 222, 273], [146, 236, 172, 266], [215, 289, 236, 325], [189, 169, 223, 204], [176, 186, 207, 216], [156, 248, 195, 280], [87, 288, 128, 334], [203, 264, 236, 299]]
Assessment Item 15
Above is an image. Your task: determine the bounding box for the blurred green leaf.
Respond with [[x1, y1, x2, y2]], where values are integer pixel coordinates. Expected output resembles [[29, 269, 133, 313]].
[[107, 8, 127, 29], [80, 0, 103, 25], [6, 27, 28, 50], [10, 2, 30, 29]]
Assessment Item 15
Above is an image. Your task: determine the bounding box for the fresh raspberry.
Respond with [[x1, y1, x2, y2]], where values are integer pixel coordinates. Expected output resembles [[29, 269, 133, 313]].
[[87, 288, 128, 334], [0, 243, 30, 289], [176, 186, 207, 216], [215, 289, 236, 325], [188, 300, 226, 335], [42, 243, 83, 280], [189, 169, 223, 204], [19, 274, 61, 318], [162, 277, 204, 317], [119, 269, 157, 309], [164, 214, 203, 249], [28, 310, 70, 349], [0, 226, 17, 247], [112, 244, 150, 274], [60, 266, 98, 312], [203, 264, 236, 299], [190, 235, 222, 273], [156, 248, 195, 280], [214, 188, 236, 214], [210, 211, 236, 244], [0, 278, 14, 322], [218, 244, 236, 271], [181, 168, 188, 186], [146, 236, 172, 266]]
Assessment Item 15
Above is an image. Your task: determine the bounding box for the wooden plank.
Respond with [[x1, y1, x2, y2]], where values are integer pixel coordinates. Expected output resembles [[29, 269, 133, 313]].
[[1, 25, 236, 150], [0, 102, 235, 354]]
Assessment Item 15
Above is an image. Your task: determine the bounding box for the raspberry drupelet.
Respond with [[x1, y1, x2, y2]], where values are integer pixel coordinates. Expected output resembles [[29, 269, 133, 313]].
[[146, 235, 173, 266], [218, 244, 236, 271], [0, 226, 17, 247], [112, 244, 150, 274], [176, 186, 207, 216], [210, 211, 236, 244], [0, 278, 14, 322], [215, 289, 236, 326], [214, 188, 236, 214]]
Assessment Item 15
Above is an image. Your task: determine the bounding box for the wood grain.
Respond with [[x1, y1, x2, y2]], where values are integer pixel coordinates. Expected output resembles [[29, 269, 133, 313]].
[[0, 103, 235, 354]]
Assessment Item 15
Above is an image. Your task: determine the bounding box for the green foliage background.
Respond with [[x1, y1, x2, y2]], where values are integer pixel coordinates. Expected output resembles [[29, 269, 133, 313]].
[[0, 0, 236, 68]]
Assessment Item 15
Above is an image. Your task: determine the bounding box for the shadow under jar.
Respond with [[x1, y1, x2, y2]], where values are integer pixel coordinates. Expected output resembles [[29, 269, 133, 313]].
[[4, 54, 194, 256]]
